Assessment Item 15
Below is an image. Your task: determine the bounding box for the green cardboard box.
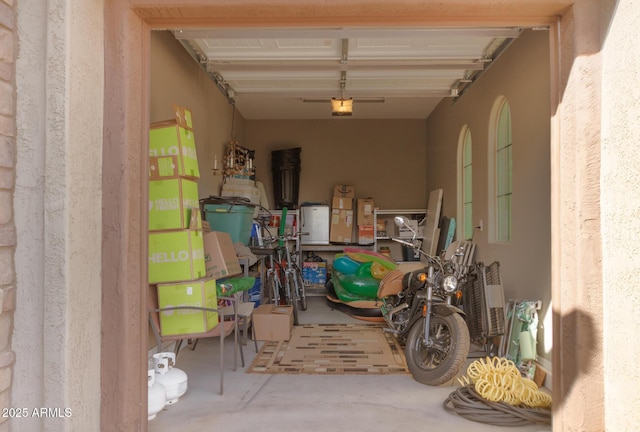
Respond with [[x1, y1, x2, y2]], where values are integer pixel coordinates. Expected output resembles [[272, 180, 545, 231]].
[[149, 177, 200, 231], [148, 229, 206, 284], [156, 278, 219, 336], [149, 120, 200, 179]]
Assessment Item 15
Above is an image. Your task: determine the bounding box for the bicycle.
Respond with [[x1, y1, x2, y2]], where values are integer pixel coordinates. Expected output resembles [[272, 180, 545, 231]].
[[281, 228, 307, 319], [257, 207, 307, 325], [264, 244, 286, 307]]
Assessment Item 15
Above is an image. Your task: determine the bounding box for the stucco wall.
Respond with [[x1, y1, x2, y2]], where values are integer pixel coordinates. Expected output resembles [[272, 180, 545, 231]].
[[601, 0, 640, 430], [0, 0, 15, 431], [13, 0, 104, 431]]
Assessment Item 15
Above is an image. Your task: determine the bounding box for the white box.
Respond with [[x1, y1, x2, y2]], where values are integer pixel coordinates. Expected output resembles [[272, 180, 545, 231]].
[[395, 219, 419, 238]]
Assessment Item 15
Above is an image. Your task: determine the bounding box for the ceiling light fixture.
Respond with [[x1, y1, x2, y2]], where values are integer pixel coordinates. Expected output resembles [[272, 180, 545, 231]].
[[331, 71, 352, 116], [331, 97, 353, 116]]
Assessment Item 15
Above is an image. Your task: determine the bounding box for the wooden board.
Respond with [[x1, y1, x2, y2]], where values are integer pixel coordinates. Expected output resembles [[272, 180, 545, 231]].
[[421, 188, 443, 256]]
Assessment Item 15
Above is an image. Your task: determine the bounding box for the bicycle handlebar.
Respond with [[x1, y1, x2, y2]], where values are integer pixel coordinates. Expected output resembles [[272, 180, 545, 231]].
[[279, 207, 288, 248]]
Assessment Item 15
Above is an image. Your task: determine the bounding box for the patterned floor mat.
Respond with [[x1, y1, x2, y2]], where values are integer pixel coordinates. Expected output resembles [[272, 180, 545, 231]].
[[247, 323, 409, 375]]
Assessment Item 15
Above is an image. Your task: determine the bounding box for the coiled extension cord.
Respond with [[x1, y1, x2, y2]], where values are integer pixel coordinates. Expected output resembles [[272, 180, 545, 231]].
[[443, 357, 552, 426]]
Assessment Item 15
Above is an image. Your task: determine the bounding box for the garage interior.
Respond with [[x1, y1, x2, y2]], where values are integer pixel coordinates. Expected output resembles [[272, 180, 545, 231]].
[[10, 1, 634, 430], [146, 21, 552, 431]]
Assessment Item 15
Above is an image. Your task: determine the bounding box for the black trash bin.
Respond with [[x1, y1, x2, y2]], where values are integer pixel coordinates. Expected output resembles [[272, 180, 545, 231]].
[[271, 148, 301, 209]]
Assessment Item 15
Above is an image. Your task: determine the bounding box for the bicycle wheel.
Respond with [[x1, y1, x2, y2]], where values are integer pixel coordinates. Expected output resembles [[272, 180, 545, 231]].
[[285, 271, 300, 325], [265, 270, 280, 306], [293, 263, 307, 311], [266, 259, 285, 305]]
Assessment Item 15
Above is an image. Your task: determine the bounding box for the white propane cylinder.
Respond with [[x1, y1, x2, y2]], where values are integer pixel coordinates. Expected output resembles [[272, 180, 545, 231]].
[[147, 369, 166, 420], [153, 352, 188, 404]]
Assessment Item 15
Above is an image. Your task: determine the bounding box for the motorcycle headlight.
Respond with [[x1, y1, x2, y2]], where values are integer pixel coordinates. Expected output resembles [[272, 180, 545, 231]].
[[442, 274, 458, 293]]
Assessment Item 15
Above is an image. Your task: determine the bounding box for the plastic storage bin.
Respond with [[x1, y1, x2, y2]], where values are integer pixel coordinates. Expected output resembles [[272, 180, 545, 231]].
[[203, 203, 254, 245]]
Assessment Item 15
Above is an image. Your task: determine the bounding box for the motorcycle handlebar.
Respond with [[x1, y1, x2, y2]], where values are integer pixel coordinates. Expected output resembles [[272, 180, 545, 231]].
[[390, 236, 442, 269]]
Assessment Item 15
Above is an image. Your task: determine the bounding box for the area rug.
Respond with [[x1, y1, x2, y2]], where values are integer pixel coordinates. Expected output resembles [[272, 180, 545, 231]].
[[247, 323, 409, 375]]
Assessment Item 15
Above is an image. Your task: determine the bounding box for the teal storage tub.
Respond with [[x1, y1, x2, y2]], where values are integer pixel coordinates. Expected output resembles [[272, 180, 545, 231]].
[[203, 203, 254, 245]]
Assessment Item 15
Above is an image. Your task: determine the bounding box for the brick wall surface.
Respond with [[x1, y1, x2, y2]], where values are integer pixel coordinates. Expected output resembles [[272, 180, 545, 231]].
[[0, 0, 15, 426]]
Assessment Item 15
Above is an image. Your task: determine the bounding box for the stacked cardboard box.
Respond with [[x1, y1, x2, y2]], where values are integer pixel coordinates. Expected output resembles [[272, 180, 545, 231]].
[[148, 105, 240, 336], [330, 185, 355, 243], [357, 198, 375, 245]]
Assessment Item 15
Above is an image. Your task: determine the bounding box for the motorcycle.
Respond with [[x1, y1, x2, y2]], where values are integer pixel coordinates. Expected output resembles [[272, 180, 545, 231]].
[[327, 215, 472, 385]]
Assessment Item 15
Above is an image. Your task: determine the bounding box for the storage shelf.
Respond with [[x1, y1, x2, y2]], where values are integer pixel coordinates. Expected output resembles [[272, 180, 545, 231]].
[[374, 208, 427, 262], [301, 244, 375, 250], [375, 236, 424, 240], [374, 208, 427, 215], [300, 244, 347, 252]]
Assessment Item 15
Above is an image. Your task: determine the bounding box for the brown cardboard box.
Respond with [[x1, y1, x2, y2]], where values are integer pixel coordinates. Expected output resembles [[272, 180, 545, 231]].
[[330, 208, 354, 243], [357, 198, 375, 225], [173, 104, 194, 130], [333, 184, 355, 198], [252, 304, 294, 341], [331, 196, 353, 210], [358, 224, 375, 245], [149, 155, 179, 179], [203, 231, 242, 279]]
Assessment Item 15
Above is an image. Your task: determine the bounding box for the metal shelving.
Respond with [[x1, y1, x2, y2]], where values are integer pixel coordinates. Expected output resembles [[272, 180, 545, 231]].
[[373, 208, 427, 262]]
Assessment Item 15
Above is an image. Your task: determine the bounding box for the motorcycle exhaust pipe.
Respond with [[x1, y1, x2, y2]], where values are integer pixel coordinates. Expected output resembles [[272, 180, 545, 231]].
[[382, 303, 409, 335]]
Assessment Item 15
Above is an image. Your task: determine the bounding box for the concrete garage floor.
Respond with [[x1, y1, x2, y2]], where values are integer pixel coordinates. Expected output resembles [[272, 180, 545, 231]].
[[148, 296, 552, 432]]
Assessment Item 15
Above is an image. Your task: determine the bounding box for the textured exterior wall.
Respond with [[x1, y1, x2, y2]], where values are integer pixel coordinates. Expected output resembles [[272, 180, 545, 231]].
[[0, 0, 15, 431], [601, 0, 640, 430], [102, 1, 148, 429], [13, 0, 104, 431], [551, 1, 610, 430]]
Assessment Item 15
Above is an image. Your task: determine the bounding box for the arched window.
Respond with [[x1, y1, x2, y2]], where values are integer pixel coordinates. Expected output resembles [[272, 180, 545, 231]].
[[457, 126, 473, 240], [494, 98, 512, 242]]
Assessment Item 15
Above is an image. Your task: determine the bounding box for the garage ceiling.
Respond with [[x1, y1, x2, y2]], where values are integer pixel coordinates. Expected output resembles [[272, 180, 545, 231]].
[[174, 26, 524, 120]]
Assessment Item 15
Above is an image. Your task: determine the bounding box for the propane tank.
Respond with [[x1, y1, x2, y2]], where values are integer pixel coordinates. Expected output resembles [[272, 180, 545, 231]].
[[153, 352, 188, 404], [147, 369, 166, 420]]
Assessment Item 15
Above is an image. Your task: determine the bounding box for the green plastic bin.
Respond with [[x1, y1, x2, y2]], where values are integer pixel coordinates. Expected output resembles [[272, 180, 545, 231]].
[[203, 203, 254, 245]]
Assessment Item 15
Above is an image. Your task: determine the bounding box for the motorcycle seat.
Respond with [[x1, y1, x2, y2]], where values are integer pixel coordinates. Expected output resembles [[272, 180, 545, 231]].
[[377, 270, 406, 297]]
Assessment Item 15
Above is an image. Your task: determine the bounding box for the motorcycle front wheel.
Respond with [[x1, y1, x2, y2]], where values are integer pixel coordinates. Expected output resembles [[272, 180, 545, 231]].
[[404, 313, 470, 386]]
